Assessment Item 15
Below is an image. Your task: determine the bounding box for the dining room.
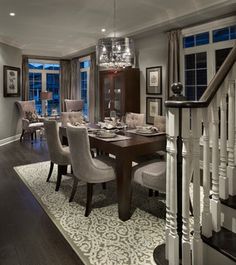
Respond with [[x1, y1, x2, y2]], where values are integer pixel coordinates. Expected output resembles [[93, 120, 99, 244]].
[[1, 0, 236, 265]]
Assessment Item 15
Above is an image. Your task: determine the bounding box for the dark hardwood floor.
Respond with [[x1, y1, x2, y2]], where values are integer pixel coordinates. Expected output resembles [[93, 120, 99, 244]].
[[0, 138, 84, 265]]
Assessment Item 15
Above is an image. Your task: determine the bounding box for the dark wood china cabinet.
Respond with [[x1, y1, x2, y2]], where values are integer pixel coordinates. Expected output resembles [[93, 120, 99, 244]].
[[99, 68, 140, 120]]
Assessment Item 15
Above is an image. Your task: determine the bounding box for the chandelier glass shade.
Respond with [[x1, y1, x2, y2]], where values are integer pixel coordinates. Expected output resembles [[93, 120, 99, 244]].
[[96, 37, 134, 68]]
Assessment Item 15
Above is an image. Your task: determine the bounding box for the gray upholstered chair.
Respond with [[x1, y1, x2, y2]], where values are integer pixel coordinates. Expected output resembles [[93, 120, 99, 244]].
[[154, 115, 166, 132], [64, 99, 83, 112], [16, 100, 44, 142], [61, 111, 84, 127], [44, 120, 71, 191], [132, 159, 166, 196], [67, 125, 116, 217], [125, 112, 145, 128]]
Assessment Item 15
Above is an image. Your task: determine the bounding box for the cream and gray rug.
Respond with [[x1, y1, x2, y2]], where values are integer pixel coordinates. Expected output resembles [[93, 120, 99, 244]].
[[14, 161, 166, 265]]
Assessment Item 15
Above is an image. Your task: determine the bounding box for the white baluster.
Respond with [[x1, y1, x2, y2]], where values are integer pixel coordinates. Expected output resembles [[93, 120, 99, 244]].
[[201, 108, 213, 238], [165, 112, 171, 259], [168, 108, 179, 265], [219, 89, 228, 199], [181, 108, 191, 265], [210, 98, 221, 232], [228, 80, 236, 196], [191, 108, 203, 265]]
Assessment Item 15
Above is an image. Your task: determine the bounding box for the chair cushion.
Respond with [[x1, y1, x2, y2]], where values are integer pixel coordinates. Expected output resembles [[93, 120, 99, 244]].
[[154, 115, 166, 132], [132, 160, 166, 192], [25, 111, 39, 123]]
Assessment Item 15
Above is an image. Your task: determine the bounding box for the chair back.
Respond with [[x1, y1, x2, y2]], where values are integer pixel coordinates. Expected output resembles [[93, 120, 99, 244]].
[[154, 115, 166, 132], [44, 120, 68, 164], [61, 112, 83, 127], [67, 126, 99, 182], [16, 100, 36, 118], [64, 99, 83, 112], [125, 112, 145, 128]]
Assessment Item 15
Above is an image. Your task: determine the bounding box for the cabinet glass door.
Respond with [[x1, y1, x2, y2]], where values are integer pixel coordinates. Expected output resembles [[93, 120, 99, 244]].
[[103, 76, 112, 118], [114, 74, 122, 117]]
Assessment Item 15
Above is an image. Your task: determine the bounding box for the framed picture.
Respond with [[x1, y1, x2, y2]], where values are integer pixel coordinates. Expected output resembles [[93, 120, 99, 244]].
[[3, 65, 20, 97], [146, 97, 162, 124], [146, 66, 162, 95]]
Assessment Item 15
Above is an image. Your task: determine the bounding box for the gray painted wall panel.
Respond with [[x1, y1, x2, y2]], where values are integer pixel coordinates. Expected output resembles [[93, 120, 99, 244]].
[[0, 43, 22, 140]]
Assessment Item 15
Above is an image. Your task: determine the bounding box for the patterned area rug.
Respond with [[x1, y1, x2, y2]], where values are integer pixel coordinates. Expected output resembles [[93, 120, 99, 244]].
[[14, 161, 166, 265]]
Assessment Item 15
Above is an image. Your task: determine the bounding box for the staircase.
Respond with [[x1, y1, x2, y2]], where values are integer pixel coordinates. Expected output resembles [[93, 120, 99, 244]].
[[158, 44, 236, 265]]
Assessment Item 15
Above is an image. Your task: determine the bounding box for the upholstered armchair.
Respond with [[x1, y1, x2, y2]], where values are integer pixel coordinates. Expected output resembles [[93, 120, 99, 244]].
[[16, 100, 44, 142], [61, 112, 84, 127], [125, 112, 145, 128], [44, 120, 71, 191], [67, 126, 116, 217], [64, 99, 83, 112], [154, 115, 166, 132]]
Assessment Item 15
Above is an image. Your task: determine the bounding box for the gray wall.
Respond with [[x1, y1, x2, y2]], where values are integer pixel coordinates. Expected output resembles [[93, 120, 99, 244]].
[[135, 32, 168, 117], [0, 43, 22, 140]]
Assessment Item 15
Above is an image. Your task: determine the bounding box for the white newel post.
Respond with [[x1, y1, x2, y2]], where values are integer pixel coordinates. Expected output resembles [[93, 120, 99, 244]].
[[228, 80, 236, 196], [181, 108, 191, 265], [201, 108, 213, 238], [165, 113, 171, 259], [168, 108, 179, 265], [219, 89, 229, 200], [210, 98, 221, 232], [191, 108, 203, 265]]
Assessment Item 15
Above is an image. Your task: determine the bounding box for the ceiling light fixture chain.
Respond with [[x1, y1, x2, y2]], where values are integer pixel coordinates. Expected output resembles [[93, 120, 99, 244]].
[[96, 0, 134, 69]]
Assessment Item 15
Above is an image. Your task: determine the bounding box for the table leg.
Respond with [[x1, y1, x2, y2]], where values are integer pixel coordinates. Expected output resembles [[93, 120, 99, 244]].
[[116, 156, 132, 221]]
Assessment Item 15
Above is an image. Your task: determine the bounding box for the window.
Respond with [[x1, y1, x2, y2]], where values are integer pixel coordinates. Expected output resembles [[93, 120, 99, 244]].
[[182, 17, 236, 100], [29, 61, 60, 115], [185, 52, 207, 100], [79, 57, 90, 120], [183, 32, 209, 48]]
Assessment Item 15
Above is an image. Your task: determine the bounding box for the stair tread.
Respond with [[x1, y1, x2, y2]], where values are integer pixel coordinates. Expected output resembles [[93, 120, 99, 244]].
[[202, 227, 236, 262], [221, 195, 236, 210]]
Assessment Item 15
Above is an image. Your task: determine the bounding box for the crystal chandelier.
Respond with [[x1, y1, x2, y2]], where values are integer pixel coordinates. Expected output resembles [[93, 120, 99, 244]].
[[96, 0, 134, 69]]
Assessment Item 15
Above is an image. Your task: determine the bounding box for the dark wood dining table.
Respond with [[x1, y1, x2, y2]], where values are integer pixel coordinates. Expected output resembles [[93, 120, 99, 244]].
[[59, 126, 166, 221]]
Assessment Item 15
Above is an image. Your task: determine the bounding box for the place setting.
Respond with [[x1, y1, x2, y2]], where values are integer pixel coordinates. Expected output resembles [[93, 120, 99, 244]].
[[127, 125, 166, 137]]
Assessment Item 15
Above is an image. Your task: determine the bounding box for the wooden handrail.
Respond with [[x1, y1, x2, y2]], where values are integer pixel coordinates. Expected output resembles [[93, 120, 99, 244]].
[[165, 44, 236, 108]]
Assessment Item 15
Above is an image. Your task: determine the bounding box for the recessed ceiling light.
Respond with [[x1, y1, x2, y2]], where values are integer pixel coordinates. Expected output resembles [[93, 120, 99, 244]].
[[9, 12, 15, 16], [101, 28, 106, 33]]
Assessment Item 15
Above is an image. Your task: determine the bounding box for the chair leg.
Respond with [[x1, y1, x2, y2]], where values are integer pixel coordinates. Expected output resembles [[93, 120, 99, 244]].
[[55, 165, 67, 191], [47, 162, 54, 182], [20, 130, 25, 142], [69, 177, 79, 202], [85, 183, 93, 217], [148, 189, 153, 197], [154, 190, 159, 197], [31, 133, 34, 141], [102, 183, 106, 190]]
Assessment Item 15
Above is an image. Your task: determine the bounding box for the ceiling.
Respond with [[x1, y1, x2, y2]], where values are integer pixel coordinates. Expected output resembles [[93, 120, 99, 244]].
[[0, 0, 235, 58]]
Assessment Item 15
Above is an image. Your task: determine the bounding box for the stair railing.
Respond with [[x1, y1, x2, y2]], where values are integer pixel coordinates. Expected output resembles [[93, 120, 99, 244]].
[[164, 44, 236, 265]]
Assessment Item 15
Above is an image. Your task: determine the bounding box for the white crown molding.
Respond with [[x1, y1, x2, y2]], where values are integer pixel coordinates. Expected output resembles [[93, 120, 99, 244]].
[[0, 134, 21, 147]]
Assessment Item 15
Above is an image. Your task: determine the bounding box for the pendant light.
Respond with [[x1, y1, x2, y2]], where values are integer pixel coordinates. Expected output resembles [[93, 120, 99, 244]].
[[96, 0, 134, 69]]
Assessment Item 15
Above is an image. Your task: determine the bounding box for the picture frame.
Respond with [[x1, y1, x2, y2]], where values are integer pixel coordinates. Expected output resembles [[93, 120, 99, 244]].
[[3, 65, 20, 97], [146, 97, 162, 124], [146, 66, 162, 95]]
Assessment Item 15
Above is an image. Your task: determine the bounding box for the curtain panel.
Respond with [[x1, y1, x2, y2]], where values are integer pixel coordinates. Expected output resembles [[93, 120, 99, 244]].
[[60, 60, 71, 111], [167, 29, 181, 98], [22, 56, 29, 100], [89, 53, 98, 123], [71, 58, 80, 100]]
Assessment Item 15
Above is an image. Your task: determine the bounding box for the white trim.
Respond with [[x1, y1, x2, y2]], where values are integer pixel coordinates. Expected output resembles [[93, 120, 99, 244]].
[[79, 55, 91, 62], [0, 134, 21, 147], [182, 16, 236, 36]]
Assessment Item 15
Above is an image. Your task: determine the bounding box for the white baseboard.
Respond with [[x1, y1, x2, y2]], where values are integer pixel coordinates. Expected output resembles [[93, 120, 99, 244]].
[[0, 134, 21, 147]]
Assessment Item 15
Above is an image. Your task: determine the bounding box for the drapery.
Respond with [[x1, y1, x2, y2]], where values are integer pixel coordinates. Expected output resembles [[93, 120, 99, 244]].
[[22, 56, 29, 100], [89, 53, 98, 123], [71, 58, 80, 100], [167, 30, 181, 98], [60, 60, 71, 111]]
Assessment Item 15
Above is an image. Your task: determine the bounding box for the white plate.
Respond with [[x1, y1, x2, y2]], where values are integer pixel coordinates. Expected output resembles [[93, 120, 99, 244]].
[[96, 133, 117, 139]]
